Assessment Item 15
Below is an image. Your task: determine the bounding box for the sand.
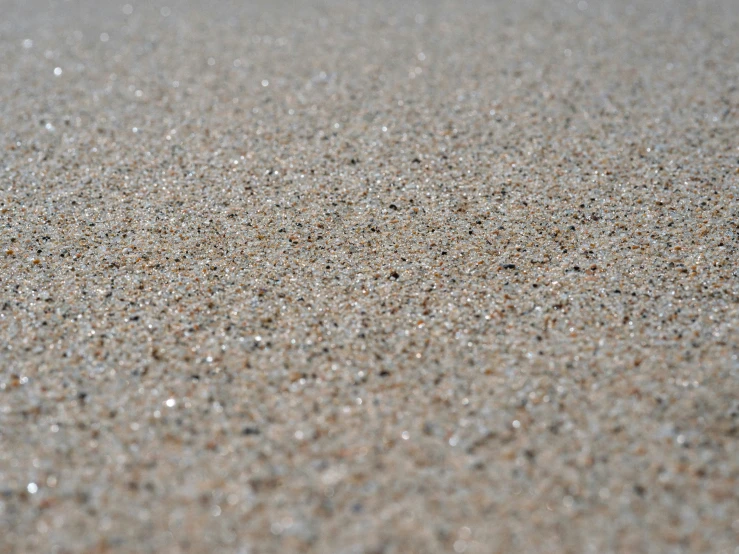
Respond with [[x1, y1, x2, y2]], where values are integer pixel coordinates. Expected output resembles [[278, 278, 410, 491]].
[[1, 0, 738, 552]]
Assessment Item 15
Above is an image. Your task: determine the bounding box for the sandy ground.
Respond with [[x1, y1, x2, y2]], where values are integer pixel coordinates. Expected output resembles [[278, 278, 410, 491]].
[[1, 0, 738, 552]]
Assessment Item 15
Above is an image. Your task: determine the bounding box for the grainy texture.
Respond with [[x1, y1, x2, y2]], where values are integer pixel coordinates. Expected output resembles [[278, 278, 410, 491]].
[[1, 0, 738, 552]]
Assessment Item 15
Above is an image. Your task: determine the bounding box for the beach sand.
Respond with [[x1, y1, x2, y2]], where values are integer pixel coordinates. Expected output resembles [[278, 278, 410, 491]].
[[1, 0, 738, 552]]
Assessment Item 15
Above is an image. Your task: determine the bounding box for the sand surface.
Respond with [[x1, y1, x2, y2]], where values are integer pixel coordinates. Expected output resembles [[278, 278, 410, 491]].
[[1, 0, 738, 552]]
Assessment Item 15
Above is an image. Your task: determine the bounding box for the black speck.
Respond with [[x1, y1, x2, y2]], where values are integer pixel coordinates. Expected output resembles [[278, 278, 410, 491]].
[[242, 427, 261, 436], [389, 271, 400, 280], [501, 264, 516, 270]]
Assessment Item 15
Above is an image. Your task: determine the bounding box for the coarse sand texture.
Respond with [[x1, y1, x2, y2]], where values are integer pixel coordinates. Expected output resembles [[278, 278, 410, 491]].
[[1, 0, 738, 552]]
